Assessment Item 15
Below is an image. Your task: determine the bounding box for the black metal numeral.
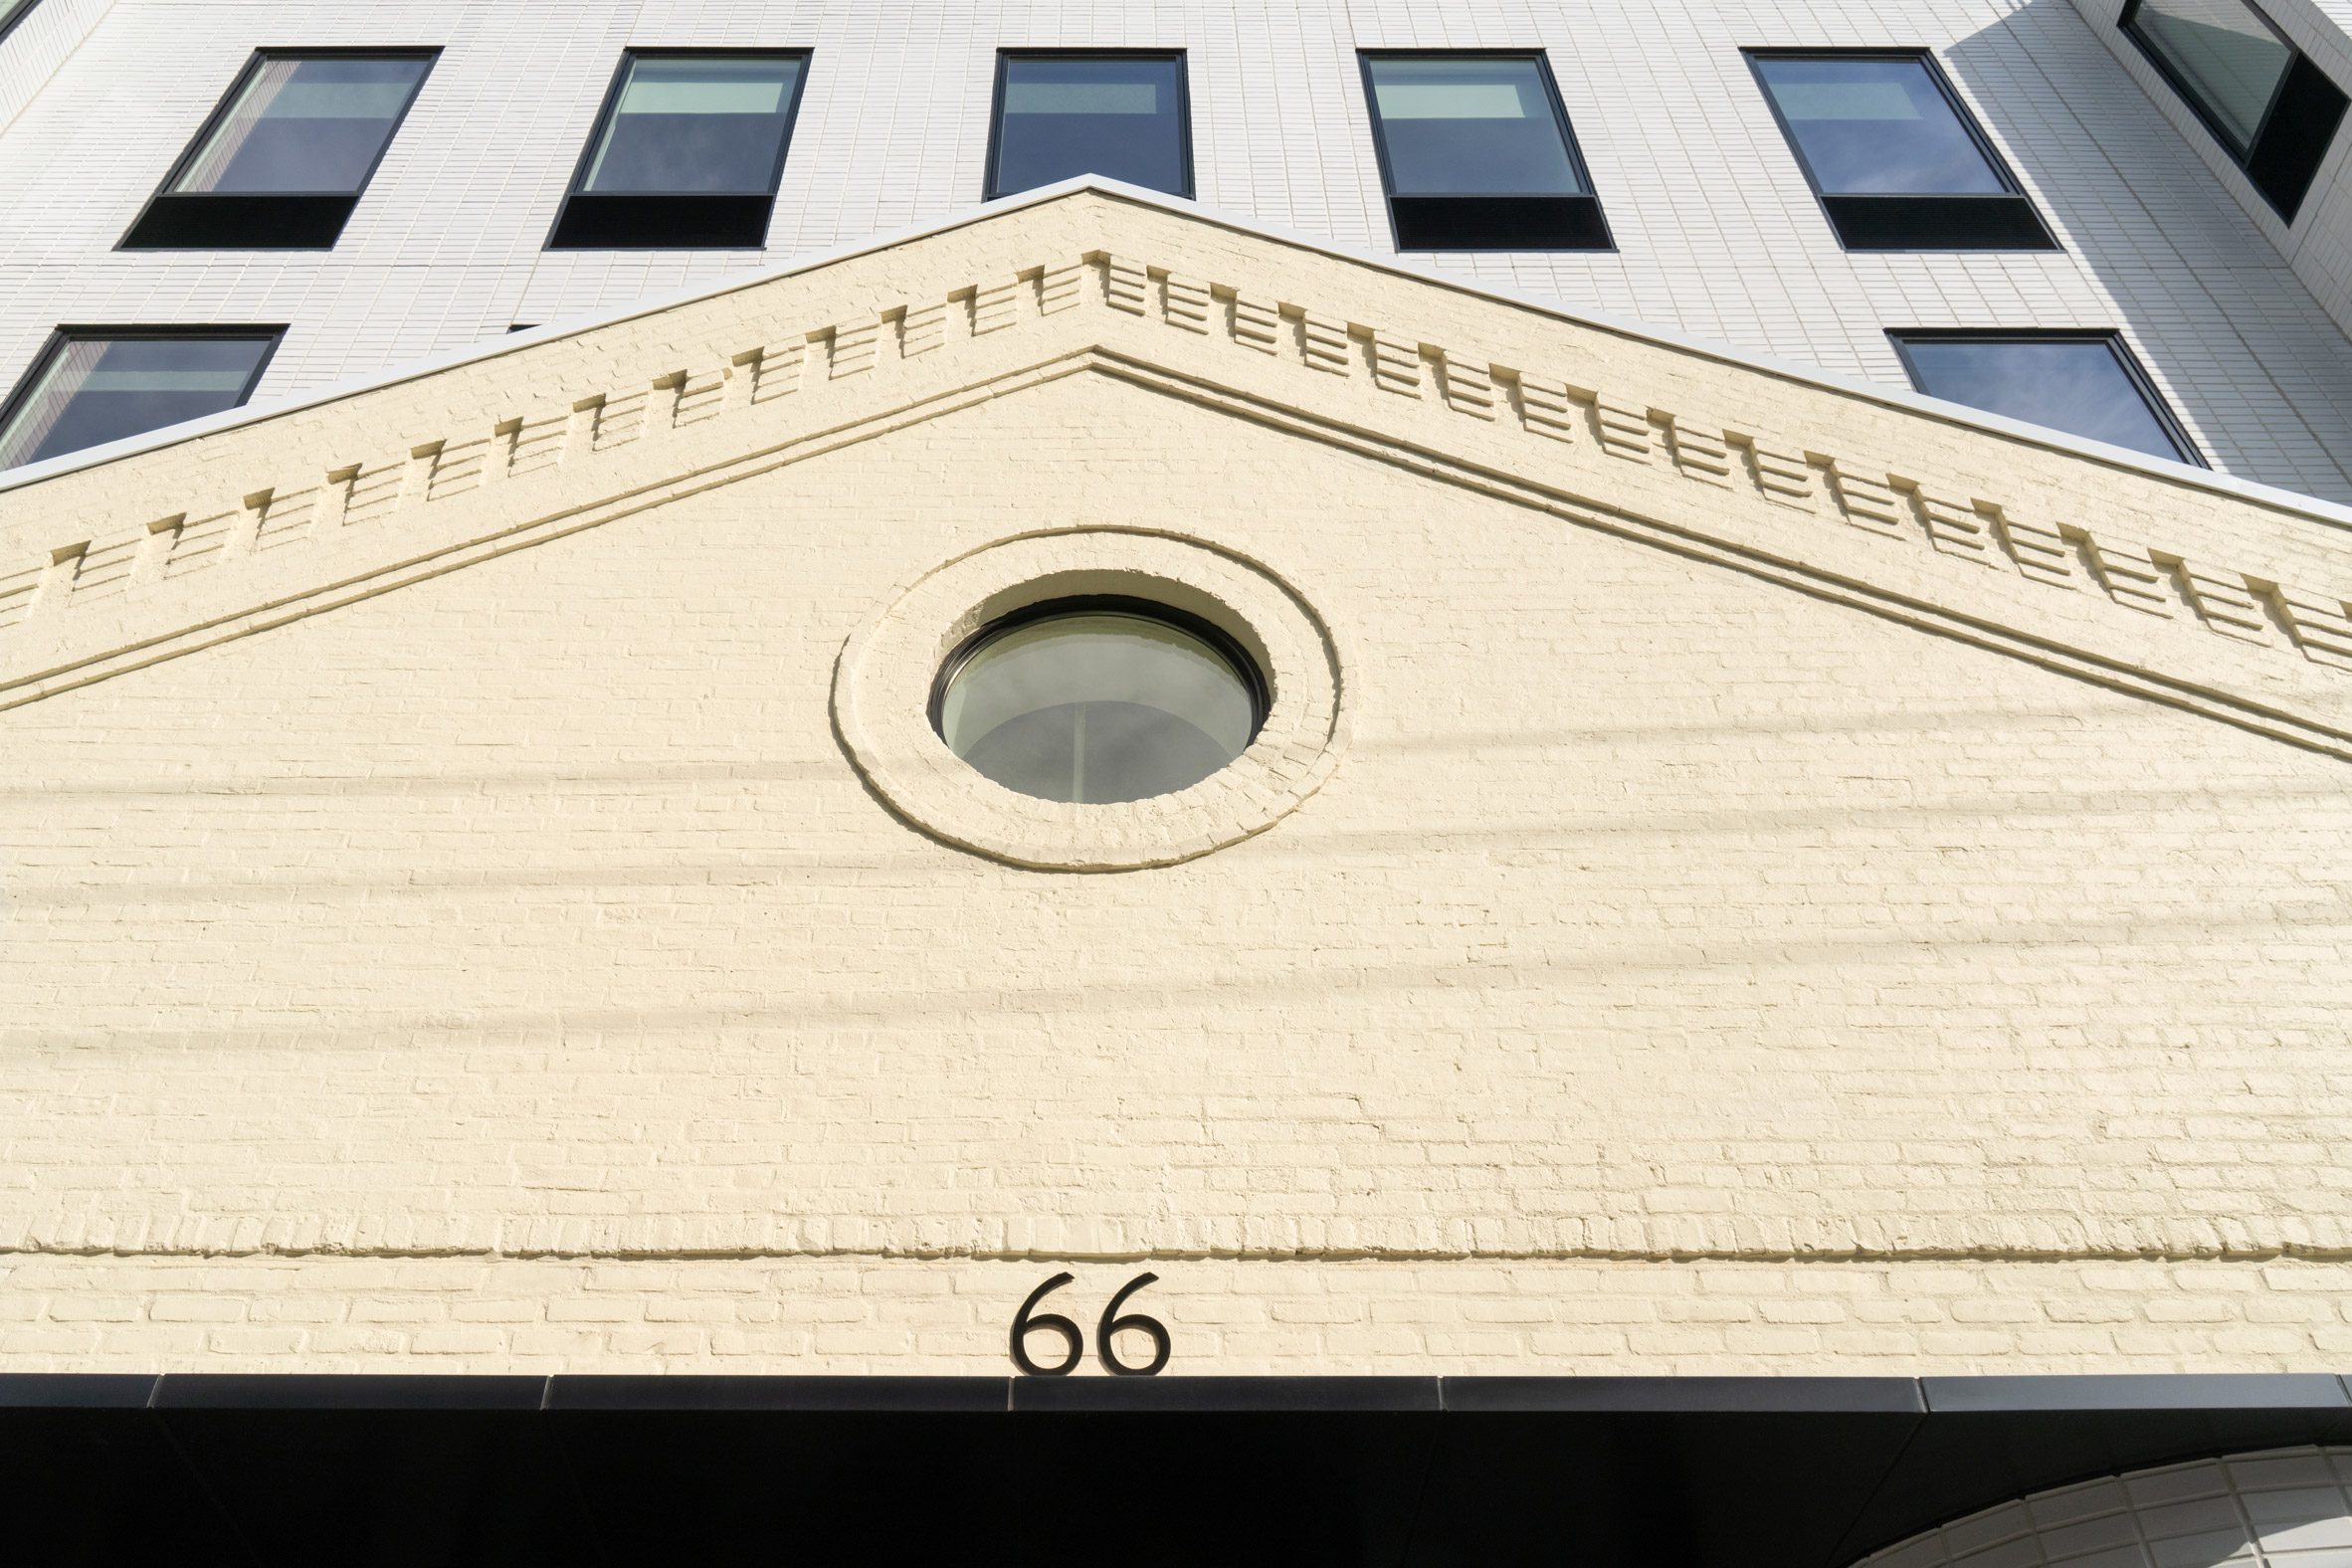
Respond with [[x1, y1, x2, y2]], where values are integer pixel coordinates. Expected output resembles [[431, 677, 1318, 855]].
[[1095, 1272, 1171, 1377], [1009, 1273, 1170, 1376], [1009, 1272, 1083, 1376]]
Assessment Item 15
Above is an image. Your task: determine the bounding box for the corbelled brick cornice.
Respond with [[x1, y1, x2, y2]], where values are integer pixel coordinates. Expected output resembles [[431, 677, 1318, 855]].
[[3, 188, 2350, 759]]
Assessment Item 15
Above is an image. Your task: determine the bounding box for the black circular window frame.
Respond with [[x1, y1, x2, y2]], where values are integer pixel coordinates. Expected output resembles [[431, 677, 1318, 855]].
[[927, 594, 1272, 744]]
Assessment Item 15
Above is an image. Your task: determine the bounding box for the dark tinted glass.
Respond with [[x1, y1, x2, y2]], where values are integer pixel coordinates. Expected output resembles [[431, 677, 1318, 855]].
[[1894, 335, 2192, 462], [580, 55, 804, 194], [0, 334, 277, 470], [0, 0, 39, 41], [2120, 0, 2346, 221], [990, 55, 1189, 198], [2127, 0, 2292, 154], [1364, 56, 1587, 196], [170, 56, 431, 195], [1754, 56, 2007, 194]]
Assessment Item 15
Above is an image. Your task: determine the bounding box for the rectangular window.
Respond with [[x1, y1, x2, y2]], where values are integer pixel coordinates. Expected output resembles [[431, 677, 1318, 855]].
[[120, 52, 436, 250], [1749, 52, 2056, 250], [547, 51, 809, 250], [1, 1, 40, 43], [1889, 331, 2200, 465], [986, 53, 1191, 200], [0, 329, 282, 471], [2121, 0, 2348, 220], [1359, 53, 1610, 251]]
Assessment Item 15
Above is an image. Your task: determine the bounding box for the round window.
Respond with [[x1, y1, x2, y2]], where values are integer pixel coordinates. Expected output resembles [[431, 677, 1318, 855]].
[[931, 596, 1268, 804]]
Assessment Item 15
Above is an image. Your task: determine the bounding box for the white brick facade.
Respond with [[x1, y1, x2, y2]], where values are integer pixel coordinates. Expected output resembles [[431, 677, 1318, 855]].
[[6, 0, 2352, 499]]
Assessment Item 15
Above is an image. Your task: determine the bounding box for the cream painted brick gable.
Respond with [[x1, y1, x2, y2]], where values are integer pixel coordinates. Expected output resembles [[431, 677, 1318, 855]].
[[2, 193, 2349, 1375]]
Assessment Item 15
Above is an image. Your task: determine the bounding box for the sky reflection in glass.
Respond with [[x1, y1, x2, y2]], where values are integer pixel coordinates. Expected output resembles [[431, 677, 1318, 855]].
[[1755, 56, 2007, 195], [1897, 336, 2192, 462], [581, 56, 803, 195], [1365, 56, 1586, 196], [172, 56, 431, 195], [990, 56, 1189, 197], [0, 335, 275, 470]]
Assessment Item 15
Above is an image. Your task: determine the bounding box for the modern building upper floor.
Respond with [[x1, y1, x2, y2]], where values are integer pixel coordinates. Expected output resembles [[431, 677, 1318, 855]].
[[6, 0, 2352, 504]]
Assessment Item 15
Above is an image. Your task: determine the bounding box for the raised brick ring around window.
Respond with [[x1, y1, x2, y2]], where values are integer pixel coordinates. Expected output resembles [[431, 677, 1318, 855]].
[[833, 528, 1348, 872]]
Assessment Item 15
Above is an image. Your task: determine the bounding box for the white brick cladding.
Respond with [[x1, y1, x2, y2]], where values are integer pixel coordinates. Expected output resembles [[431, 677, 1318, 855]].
[[0, 0, 107, 136], [2068, 0, 2352, 354], [6, 0, 2352, 501], [6, 1260, 2352, 1374], [1862, 1447, 2352, 1568]]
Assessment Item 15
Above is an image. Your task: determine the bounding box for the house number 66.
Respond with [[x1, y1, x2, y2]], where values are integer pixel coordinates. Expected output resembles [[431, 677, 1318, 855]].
[[1010, 1273, 1171, 1377]]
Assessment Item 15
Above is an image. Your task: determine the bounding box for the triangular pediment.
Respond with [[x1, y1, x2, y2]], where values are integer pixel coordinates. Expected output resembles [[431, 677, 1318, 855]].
[[4, 185, 2352, 756]]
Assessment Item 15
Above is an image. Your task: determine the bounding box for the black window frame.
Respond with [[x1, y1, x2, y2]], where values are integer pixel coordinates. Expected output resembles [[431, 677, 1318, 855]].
[[2118, 0, 2349, 222], [546, 47, 813, 252], [0, 324, 287, 472], [1888, 328, 2205, 467], [118, 48, 440, 252], [982, 49, 1195, 202], [0, 0, 41, 45], [1746, 49, 2058, 252], [1357, 50, 1613, 253]]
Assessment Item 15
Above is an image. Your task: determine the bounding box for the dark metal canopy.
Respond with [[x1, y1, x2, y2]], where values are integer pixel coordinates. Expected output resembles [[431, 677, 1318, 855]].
[[9, 1371, 2352, 1567]]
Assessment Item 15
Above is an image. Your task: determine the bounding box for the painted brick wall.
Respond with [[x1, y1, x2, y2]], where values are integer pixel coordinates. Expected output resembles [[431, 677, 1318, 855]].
[[7, 1257, 2352, 1374], [3, 233, 2350, 1376], [4, 0, 2352, 500]]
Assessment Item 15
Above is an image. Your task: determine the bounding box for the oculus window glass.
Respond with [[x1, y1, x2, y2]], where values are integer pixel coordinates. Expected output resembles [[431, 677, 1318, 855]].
[[932, 597, 1268, 805], [2121, 0, 2348, 220], [0, 0, 39, 43], [1890, 331, 2201, 465], [1359, 53, 1611, 251], [985, 52, 1192, 200], [1748, 52, 2057, 250], [548, 51, 809, 249], [120, 52, 437, 250], [0, 329, 282, 471]]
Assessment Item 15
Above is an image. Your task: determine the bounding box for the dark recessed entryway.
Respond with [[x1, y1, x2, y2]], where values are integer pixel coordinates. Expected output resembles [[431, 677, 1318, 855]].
[[6, 1372, 2351, 1567]]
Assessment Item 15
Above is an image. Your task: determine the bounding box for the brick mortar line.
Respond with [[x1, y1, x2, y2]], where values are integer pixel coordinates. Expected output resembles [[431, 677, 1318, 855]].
[[6, 1244, 2351, 1266]]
